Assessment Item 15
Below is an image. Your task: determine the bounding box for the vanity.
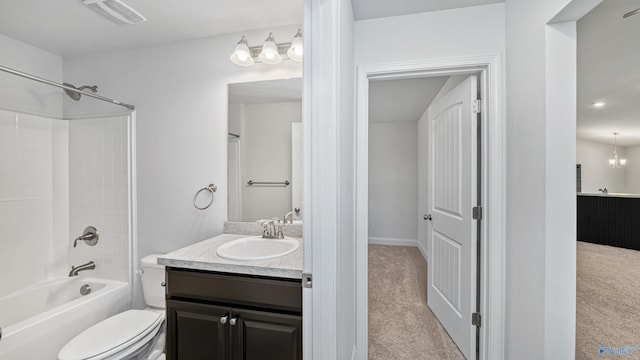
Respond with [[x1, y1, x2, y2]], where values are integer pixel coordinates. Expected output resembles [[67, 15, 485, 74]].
[[577, 193, 640, 251], [159, 78, 305, 359], [158, 223, 303, 360]]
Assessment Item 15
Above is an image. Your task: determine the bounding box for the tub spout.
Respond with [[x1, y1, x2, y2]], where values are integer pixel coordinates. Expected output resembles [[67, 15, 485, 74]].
[[68, 261, 96, 277]]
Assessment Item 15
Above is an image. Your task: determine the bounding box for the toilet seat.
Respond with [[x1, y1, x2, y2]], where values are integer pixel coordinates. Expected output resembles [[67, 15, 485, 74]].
[[58, 310, 164, 360]]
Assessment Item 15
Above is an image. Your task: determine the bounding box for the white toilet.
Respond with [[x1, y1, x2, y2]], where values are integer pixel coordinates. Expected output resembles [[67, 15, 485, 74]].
[[58, 254, 167, 360]]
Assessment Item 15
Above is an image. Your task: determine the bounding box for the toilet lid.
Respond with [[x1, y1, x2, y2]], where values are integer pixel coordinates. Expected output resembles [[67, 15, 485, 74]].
[[58, 310, 164, 360]]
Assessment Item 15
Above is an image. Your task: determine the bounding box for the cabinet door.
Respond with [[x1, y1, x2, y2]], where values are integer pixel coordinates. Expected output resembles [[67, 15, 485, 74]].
[[167, 299, 230, 360], [231, 308, 302, 360]]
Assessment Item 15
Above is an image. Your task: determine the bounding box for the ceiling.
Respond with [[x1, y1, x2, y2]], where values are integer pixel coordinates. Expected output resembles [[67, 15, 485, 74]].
[[229, 78, 302, 105], [369, 76, 449, 123], [0, 0, 509, 56], [351, 0, 503, 20], [577, 0, 640, 147], [0, 0, 302, 56]]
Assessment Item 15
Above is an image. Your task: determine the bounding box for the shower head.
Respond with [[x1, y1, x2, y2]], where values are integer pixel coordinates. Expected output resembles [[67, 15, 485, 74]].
[[62, 83, 98, 101], [623, 7, 640, 18]]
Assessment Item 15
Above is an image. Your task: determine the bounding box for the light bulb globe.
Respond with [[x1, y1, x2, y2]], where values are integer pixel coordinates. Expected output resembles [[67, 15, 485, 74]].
[[230, 36, 254, 67], [258, 33, 282, 65], [287, 29, 303, 62]]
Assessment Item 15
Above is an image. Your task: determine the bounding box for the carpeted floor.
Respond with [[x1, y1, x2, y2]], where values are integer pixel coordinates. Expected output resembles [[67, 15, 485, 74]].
[[368, 245, 465, 360], [369, 242, 640, 360], [576, 241, 640, 359]]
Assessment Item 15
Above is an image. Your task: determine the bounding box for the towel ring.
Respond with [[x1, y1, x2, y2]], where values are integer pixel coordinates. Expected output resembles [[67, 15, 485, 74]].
[[193, 184, 217, 210]]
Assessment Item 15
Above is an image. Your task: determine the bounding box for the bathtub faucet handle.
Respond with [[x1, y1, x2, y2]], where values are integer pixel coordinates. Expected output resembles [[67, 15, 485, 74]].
[[73, 226, 99, 248]]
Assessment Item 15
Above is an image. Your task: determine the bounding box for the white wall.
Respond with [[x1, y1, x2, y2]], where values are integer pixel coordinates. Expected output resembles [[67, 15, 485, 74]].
[[0, 35, 65, 297], [240, 101, 300, 221], [63, 26, 302, 271], [626, 146, 640, 194], [338, 1, 356, 360], [506, 0, 577, 358], [0, 33, 63, 117], [355, 4, 505, 64], [368, 122, 418, 244], [576, 138, 627, 193], [291, 122, 303, 219]]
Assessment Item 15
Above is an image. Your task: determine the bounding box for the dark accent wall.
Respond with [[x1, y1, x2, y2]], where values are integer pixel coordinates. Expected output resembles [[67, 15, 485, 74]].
[[577, 195, 640, 251]]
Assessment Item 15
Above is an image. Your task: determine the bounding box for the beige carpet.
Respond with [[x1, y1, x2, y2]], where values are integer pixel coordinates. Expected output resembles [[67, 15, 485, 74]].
[[577, 241, 640, 359], [369, 245, 465, 360]]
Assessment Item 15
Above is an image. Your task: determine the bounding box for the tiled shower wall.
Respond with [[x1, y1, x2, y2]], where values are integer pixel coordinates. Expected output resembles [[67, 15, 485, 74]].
[[69, 115, 130, 282], [0, 110, 68, 297], [0, 111, 130, 296]]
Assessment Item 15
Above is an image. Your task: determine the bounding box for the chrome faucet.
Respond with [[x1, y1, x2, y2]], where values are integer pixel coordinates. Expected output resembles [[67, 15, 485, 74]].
[[261, 220, 284, 239], [68, 261, 96, 277], [283, 211, 294, 224], [598, 187, 608, 194]]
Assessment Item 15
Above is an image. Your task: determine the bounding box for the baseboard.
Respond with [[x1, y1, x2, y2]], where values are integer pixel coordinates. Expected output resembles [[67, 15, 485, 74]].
[[417, 240, 428, 262], [369, 237, 429, 262], [368, 237, 418, 247]]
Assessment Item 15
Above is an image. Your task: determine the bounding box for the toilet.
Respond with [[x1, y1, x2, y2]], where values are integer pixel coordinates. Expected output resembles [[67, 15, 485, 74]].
[[58, 254, 167, 360]]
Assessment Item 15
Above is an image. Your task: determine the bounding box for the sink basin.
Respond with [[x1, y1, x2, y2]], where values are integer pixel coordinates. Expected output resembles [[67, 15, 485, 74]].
[[216, 236, 299, 261]]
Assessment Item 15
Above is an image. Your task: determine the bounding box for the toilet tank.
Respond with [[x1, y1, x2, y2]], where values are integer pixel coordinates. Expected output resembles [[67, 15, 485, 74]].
[[140, 254, 166, 309]]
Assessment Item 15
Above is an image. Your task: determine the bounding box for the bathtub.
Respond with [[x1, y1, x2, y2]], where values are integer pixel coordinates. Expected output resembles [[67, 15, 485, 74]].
[[0, 277, 129, 360]]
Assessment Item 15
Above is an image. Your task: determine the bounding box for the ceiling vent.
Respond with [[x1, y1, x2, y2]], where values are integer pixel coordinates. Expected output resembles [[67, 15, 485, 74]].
[[83, 0, 146, 25]]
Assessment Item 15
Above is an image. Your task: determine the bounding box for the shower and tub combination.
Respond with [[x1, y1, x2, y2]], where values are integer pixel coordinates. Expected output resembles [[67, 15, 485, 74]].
[[0, 65, 137, 359]]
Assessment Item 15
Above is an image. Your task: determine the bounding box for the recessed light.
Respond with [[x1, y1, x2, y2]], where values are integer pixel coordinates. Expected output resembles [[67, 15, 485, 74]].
[[592, 101, 606, 108]]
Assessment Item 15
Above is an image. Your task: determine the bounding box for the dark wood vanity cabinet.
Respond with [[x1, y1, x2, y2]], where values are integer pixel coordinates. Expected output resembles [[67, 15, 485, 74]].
[[167, 300, 230, 359], [165, 268, 302, 360], [231, 308, 302, 360]]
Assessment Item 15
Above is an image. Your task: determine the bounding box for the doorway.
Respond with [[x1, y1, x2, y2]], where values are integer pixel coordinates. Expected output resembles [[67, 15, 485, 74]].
[[573, 1, 640, 357], [355, 56, 505, 360]]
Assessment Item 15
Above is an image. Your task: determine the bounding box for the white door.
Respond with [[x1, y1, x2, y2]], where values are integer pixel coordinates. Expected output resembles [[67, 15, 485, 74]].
[[427, 75, 478, 359]]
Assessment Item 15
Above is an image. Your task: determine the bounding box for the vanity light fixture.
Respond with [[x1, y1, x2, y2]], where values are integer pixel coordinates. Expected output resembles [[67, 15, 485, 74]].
[[609, 132, 627, 168], [230, 30, 303, 67]]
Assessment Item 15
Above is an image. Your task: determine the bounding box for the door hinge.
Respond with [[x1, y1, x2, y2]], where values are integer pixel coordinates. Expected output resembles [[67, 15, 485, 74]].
[[472, 99, 482, 114], [472, 206, 483, 221], [472, 312, 482, 327], [302, 273, 312, 288]]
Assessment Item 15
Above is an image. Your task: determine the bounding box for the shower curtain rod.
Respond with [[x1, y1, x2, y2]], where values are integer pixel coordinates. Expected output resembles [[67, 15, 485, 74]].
[[0, 64, 135, 110]]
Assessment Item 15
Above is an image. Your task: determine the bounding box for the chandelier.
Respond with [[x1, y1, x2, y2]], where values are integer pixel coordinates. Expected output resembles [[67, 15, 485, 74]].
[[608, 132, 627, 168]]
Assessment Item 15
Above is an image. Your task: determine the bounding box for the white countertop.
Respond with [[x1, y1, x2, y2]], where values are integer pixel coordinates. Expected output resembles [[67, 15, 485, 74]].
[[157, 233, 303, 279], [577, 192, 640, 199]]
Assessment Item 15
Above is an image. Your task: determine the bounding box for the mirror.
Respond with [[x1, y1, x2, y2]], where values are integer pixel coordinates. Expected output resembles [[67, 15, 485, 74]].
[[227, 78, 303, 223]]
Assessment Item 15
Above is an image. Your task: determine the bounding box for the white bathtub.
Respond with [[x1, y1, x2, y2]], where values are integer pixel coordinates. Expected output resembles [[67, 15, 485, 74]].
[[0, 277, 129, 360]]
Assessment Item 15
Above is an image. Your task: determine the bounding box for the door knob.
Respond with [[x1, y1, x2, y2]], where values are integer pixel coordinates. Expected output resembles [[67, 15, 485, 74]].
[[230, 317, 238, 326], [424, 214, 432, 221], [220, 316, 228, 324]]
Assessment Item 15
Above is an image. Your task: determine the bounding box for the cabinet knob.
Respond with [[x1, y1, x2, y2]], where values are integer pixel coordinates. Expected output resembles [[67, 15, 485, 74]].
[[220, 316, 228, 324], [230, 317, 238, 326]]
